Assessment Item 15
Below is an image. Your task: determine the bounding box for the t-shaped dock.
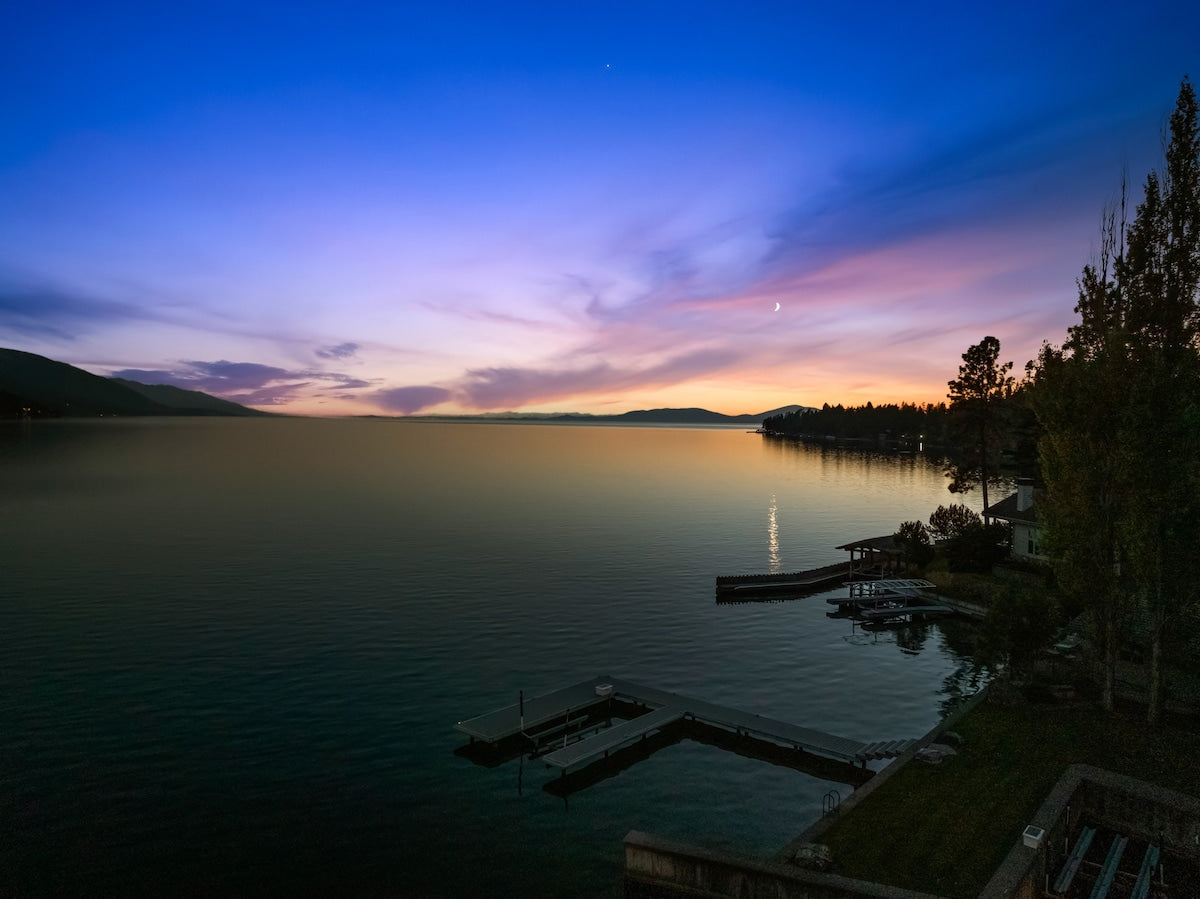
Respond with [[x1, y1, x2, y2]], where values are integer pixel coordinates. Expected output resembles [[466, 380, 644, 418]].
[[455, 675, 914, 772]]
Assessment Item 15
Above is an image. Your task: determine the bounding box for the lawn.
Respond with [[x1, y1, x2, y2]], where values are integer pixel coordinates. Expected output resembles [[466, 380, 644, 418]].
[[817, 698, 1200, 897]]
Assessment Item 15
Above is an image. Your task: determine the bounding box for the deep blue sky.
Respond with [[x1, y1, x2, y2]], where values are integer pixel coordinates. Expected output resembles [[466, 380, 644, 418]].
[[2, 1, 1197, 413]]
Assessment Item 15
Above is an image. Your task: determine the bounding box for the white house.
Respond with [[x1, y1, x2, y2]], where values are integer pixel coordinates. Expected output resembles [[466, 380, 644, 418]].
[[985, 477, 1044, 562]]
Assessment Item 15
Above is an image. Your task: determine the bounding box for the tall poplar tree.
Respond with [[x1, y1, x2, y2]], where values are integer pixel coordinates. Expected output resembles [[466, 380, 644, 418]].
[[1030, 78, 1200, 720], [1029, 338, 1129, 711], [1115, 78, 1200, 725]]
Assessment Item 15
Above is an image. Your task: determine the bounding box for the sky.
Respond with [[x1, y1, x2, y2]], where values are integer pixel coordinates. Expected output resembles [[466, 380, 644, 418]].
[[2, 2, 1198, 416]]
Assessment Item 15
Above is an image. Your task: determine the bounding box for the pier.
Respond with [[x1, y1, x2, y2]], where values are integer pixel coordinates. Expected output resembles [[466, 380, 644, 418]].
[[714, 533, 909, 599], [455, 676, 916, 779], [714, 561, 851, 599]]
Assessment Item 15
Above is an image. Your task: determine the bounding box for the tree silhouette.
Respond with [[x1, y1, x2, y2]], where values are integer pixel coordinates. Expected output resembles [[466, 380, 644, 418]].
[[946, 336, 1014, 513], [1030, 78, 1200, 721]]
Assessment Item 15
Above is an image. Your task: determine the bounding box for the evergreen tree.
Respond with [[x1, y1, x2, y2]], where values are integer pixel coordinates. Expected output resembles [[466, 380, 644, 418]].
[[946, 335, 1015, 513], [1114, 77, 1200, 725], [926, 503, 981, 541], [1030, 78, 1200, 720]]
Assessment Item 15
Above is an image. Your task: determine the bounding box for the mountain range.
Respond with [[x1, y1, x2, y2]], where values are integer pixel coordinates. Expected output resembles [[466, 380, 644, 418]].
[[397, 405, 811, 424], [1, 347, 811, 423], [0, 348, 268, 417]]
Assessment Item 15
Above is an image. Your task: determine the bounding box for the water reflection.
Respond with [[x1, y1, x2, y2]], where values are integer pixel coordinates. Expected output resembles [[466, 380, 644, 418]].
[[895, 623, 930, 655], [767, 493, 781, 573]]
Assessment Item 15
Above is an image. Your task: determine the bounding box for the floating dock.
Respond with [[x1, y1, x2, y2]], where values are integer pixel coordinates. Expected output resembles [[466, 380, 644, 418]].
[[455, 675, 915, 773], [824, 578, 956, 623], [846, 578, 937, 599], [856, 603, 954, 621]]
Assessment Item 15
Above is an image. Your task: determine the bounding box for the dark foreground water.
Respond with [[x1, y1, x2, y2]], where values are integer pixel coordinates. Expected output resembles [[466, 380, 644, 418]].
[[0, 418, 984, 896]]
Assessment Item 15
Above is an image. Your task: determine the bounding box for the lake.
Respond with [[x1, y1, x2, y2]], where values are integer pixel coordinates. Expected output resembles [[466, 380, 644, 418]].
[[0, 417, 984, 896]]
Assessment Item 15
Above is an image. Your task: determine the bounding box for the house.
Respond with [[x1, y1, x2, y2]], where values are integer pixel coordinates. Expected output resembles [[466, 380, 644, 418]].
[[985, 477, 1044, 561]]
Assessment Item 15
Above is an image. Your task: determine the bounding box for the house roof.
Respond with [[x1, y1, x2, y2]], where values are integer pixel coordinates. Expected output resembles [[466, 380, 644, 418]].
[[985, 492, 1037, 525], [835, 535, 903, 554]]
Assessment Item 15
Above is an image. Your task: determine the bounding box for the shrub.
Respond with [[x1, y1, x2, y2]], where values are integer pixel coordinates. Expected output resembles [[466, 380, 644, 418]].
[[927, 504, 982, 541], [894, 520, 935, 570], [945, 520, 1011, 572]]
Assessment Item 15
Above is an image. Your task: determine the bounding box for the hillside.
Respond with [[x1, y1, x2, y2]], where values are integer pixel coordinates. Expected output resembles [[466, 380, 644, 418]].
[[0, 348, 265, 418], [397, 404, 814, 425], [112, 378, 270, 416], [608, 405, 809, 424]]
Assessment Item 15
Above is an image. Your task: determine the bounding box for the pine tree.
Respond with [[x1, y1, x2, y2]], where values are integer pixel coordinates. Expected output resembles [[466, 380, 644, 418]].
[[1030, 78, 1200, 720], [946, 336, 1014, 513]]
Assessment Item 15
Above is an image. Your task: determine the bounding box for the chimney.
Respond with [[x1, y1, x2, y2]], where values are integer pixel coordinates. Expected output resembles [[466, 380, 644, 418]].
[[1016, 477, 1034, 513]]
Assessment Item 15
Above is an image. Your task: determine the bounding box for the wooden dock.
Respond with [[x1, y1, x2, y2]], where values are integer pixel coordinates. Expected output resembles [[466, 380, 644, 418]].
[[714, 561, 851, 598], [454, 678, 610, 744], [455, 675, 915, 772]]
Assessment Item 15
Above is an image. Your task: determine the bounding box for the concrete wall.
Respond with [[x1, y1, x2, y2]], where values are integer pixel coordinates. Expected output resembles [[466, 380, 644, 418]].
[[1079, 766, 1200, 858], [979, 765, 1200, 898], [626, 744, 1199, 899], [624, 830, 943, 899]]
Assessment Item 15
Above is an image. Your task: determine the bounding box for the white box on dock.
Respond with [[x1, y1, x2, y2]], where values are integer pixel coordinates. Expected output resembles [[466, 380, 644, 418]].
[[1022, 825, 1045, 849], [595, 683, 613, 697]]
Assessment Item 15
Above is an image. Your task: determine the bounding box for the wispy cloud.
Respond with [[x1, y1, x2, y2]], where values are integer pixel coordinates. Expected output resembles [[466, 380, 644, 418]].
[[763, 102, 1128, 286], [113, 359, 373, 406], [375, 385, 454, 413], [0, 283, 150, 341], [375, 346, 747, 414], [315, 341, 360, 359]]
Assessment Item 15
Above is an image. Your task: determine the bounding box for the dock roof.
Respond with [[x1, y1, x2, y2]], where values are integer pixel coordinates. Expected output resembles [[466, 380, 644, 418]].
[[835, 535, 902, 554]]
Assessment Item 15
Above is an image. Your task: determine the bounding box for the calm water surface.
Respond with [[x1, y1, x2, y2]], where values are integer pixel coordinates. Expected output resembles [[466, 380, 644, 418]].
[[0, 418, 983, 896]]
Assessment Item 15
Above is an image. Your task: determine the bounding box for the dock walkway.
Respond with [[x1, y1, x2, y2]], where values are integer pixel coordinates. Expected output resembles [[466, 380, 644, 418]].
[[541, 706, 685, 769], [454, 679, 610, 744], [456, 675, 914, 772], [715, 561, 851, 596]]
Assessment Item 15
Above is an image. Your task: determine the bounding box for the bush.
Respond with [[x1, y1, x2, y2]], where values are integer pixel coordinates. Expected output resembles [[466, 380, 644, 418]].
[[977, 585, 1060, 679], [945, 521, 1011, 572], [928, 504, 982, 541], [895, 520, 935, 570]]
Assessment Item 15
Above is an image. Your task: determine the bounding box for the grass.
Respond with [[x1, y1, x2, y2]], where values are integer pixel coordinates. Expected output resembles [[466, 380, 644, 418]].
[[817, 698, 1200, 897]]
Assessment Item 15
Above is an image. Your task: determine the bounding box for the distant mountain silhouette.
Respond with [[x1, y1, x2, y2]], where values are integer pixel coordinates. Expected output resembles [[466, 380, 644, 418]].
[[111, 378, 269, 417], [0, 348, 267, 418], [388, 404, 814, 425], [588, 406, 811, 424]]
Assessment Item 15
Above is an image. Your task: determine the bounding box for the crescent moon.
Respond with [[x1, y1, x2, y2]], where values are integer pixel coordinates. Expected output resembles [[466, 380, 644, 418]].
[[774, 302, 781, 312]]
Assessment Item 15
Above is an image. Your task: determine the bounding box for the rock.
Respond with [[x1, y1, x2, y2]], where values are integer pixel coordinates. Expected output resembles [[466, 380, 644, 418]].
[[940, 730, 964, 747], [791, 843, 833, 871], [915, 743, 959, 765]]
